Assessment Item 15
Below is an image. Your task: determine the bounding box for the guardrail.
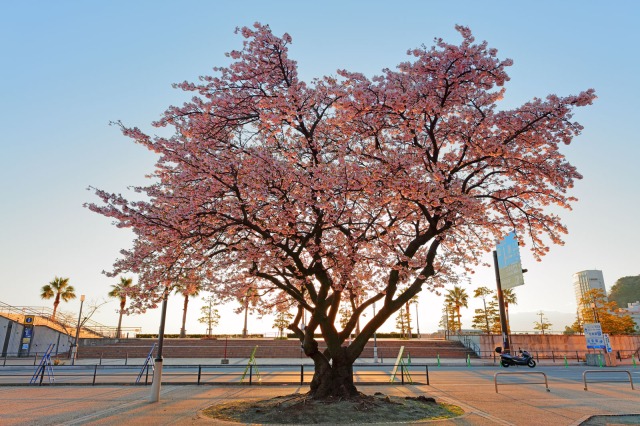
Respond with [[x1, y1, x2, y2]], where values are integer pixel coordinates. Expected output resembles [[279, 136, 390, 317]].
[[0, 363, 431, 387], [494, 371, 550, 393], [583, 370, 635, 391]]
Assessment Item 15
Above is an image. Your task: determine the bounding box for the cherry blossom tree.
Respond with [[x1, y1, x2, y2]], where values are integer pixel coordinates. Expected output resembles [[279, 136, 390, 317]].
[[87, 23, 594, 398]]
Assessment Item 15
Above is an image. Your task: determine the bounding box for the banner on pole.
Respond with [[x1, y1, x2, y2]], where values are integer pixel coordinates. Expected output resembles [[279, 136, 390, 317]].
[[496, 232, 525, 289]]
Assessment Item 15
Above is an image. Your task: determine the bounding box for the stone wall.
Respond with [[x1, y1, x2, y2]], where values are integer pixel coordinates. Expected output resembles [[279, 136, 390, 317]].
[[478, 334, 640, 358]]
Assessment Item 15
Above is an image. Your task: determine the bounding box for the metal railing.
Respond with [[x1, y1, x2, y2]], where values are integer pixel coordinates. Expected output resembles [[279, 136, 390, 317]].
[[583, 370, 635, 391], [0, 363, 431, 387], [494, 371, 550, 393], [0, 301, 117, 338]]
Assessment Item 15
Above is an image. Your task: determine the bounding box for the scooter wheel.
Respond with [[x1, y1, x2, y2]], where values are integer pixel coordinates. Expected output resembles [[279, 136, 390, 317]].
[[501, 360, 510, 368], [527, 359, 536, 368]]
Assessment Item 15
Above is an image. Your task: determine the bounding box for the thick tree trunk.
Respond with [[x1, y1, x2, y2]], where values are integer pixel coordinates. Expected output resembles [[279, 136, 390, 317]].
[[308, 347, 358, 399]]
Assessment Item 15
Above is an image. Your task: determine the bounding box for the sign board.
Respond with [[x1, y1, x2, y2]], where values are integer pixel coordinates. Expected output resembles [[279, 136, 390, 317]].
[[584, 323, 605, 349], [23, 315, 34, 325], [603, 333, 612, 353], [496, 232, 525, 289]]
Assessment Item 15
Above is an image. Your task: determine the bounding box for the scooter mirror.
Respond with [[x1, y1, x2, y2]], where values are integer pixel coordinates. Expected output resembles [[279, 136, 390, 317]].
[[495, 347, 502, 354]]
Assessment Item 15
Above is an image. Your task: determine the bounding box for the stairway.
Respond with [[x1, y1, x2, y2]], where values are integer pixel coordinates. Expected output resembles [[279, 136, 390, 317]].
[[78, 337, 477, 360]]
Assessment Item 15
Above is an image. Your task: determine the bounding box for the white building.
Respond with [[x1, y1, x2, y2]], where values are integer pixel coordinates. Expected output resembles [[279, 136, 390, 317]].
[[573, 270, 607, 319], [621, 301, 640, 332]]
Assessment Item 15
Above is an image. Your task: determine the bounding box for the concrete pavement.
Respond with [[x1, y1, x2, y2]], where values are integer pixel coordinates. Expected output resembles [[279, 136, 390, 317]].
[[0, 362, 638, 425]]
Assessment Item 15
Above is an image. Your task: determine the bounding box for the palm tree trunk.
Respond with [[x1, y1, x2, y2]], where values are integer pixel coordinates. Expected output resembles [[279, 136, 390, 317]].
[[456, 305, 462, 332], [52, 294, 60, 320], [180, 295, 189, 338], [116, 300, 125, 338]]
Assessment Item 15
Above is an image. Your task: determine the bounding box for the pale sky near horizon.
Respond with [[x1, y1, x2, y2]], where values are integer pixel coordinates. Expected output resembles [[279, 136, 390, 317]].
[[1, 1, 638, 336]]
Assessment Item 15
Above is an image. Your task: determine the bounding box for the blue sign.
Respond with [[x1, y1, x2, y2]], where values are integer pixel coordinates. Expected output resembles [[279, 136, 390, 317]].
[[584, 323, 605, 349], [496, 232, 525, 289]]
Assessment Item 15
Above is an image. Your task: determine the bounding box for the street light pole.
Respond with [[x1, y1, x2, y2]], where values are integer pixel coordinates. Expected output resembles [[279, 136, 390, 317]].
[[71, 295, 85, 365], [150, 289, 168, 403], [373, 302, 378, 363], [415, 300, 420, 338]]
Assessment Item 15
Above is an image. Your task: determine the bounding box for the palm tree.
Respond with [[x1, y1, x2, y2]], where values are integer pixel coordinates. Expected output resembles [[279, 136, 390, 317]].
[[40, 277, 76, 320], [502, 288, 518, 333], [108, 277, 133, 338], [444, 285, 469, 332], [175, 281, 202, 338]]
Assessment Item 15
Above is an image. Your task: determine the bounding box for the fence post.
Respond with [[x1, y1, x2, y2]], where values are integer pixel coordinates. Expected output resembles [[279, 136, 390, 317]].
[[300, 365, 304, 385], [197, 365, 202, 385], [401, 365, 404, 385], [125, 352, 128, 366], [93, 365, 98, 385], [3, 355, 6, 366], [99, 353, 103, 365], [249, 364, 253, 385], [145, 364, 150, 385], [552, 351, 555, 363], [34, 354, 38, 366], [576, 351, 580, 362]]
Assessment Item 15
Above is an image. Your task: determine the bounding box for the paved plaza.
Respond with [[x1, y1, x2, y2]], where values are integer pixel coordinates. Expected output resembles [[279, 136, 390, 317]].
[[0, 359, 638, 425]]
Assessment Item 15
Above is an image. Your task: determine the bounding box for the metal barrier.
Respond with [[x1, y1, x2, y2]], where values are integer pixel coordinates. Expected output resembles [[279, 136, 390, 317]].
[[494, 371, 550, 393], [0, 363, 431, 386], [582, 370, 635, 391]]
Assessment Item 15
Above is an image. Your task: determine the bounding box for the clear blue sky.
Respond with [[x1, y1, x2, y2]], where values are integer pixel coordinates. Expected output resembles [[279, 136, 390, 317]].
[[1, 1, 638, 336]]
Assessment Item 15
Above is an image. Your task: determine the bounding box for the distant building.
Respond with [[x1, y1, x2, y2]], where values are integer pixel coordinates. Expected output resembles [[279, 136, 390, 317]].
[[621, 301, 640, 332], [573, 270, 607, 319]]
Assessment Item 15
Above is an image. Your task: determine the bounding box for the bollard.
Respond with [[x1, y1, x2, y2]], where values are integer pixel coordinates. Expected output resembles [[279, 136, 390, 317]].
[[300, 365, 304, 385], [598, 354, 603, 368], [467, 354, 470, 367], [93, 365, 98, 385], [425, 365, 430, 385], [632, 355, 637, 368], [437, 354, 440, 367], [125, 352, 128, 366], [564, 356, 568, 368], [99, 353, 103, 365], [197, 365, 202, 385]]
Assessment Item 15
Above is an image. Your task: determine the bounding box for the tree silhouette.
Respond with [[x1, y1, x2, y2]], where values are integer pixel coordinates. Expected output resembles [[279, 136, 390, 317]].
[[41, 277, 76, 320], [108, 277, 133, 338], [445, 286, 469, 332]]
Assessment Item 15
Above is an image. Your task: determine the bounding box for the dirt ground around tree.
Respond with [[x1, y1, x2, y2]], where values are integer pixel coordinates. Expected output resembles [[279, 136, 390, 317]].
[[201, 392, 464, 424]]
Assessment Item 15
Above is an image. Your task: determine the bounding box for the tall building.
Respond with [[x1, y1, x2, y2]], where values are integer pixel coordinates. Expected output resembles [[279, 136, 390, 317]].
[[573, 270, 607, 318]]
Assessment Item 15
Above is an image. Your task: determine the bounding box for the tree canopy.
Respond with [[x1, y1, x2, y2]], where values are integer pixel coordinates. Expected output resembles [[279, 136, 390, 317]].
[[87, 23, 594, 398], [608, 275, 640, 308]]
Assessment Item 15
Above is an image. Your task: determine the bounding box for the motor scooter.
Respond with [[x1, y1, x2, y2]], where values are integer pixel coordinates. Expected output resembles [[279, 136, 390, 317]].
[[495, 347, 536, 368]]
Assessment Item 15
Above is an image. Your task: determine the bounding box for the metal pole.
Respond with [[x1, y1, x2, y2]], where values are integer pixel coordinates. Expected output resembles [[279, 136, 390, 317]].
[[373, 302, 378, 363], [150, 290, 168, 402], [71, 295, 85, 365], [493, 251, 510, 354], [415, 301, 420, 338]]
